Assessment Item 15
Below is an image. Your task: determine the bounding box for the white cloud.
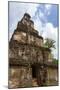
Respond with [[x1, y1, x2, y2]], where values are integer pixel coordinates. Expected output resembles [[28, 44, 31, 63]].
[[34, 17, 43, 35], [26, 4, 38, 17], [44, 4, 52, 15], [45, 4, 52, 10], [42, 23, 57, 40]]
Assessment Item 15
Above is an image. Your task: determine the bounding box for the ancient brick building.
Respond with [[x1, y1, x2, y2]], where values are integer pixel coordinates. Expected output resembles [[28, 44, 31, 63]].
[[9, 13, 58, 88]]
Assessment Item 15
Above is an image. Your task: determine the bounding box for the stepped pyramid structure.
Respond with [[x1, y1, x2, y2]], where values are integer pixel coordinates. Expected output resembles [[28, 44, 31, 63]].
[[9, 13, 58, 88]]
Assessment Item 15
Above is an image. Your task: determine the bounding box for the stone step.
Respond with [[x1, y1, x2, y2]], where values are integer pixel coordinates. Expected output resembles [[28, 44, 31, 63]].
[[32, 78, 38, 87]]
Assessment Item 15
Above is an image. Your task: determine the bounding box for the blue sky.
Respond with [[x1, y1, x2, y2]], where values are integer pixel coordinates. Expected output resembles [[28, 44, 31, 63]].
[[47, 5, 58, 27], [9, 2, 59, 59]]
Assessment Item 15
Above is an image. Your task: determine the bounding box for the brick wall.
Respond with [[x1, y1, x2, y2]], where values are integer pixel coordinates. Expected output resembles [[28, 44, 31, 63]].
[[9, 66, 32, 88]]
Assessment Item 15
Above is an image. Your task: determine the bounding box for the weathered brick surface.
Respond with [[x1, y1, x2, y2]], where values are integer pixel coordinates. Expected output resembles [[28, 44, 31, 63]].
[[9, 66, 32, 88]]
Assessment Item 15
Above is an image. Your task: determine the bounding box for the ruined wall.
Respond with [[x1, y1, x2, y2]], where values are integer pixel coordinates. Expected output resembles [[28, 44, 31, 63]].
[[42, 50, 50, 63], [12, 29, 43, 47], [9, 66, 32, 88], [31, 65, 47, 86], [13, 31, 26, 43], [9, 13, 56, 88], [47, 67, 58, 86], [9, 43, 43, 65]]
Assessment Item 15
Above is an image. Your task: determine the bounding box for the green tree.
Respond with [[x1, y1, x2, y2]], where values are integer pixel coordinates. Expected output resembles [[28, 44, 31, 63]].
[[53, 58, 58, 64], [44, 38, 56, 49]]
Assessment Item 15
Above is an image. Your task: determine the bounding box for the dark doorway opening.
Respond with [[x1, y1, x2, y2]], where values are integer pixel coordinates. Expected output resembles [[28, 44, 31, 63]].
[[31, 65, 39, 87], [32, 65, 37, 78]]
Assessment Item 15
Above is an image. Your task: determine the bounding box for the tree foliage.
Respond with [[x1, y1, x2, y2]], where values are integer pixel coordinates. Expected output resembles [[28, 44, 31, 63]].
[[44, 38, 56, 49]]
